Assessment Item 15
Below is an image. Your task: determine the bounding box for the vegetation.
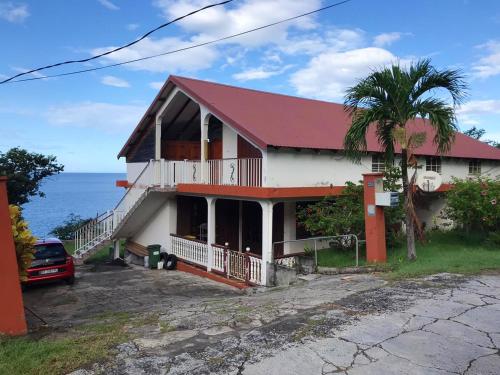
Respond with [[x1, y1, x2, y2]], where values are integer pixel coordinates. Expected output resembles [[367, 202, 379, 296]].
[[443, 176, 499, 243], [9, 205, 36, 281], [316, 231, 500, 278], [343, 59, 468, 260], [297, 166, 404, 249], [464, 126, 500, 148], [0, 147, 64, 206], [0, 312, 137, 375], [50, 213, 92, 240]]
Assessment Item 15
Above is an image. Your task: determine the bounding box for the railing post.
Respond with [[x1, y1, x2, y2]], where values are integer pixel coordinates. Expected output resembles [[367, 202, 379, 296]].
[[160, 159, 165, 188]]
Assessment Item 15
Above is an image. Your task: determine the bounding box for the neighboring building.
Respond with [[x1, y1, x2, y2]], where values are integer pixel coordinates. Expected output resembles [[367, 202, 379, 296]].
[[74, 76, 500, 286]]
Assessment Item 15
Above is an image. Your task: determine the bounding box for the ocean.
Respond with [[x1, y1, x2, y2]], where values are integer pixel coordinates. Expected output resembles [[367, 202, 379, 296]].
[[22, 173, 126, 238]]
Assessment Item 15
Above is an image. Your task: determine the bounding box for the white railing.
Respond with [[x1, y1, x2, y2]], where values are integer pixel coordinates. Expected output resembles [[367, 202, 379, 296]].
[[205, 158, 262, 187], [227, 250, 247, 281], [170, 234, 208, 267], [275, 255, 297, 269], [247, 255, 262, 285], [74, 211, 114, 258], [212, 244, 226, 273]]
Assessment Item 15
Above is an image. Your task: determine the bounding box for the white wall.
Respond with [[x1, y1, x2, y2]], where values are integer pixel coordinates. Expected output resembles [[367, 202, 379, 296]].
[[127, 162, 148, 183], [222, 123, 238, 159], [266, 149, 371, 187], [132, 198, 177, 252], [266, 149, 500, 188]]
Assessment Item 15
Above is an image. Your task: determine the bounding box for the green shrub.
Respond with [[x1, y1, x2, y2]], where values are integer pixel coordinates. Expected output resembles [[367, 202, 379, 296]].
[[50, 214, 92, 240], [443, 176, 499, 234]]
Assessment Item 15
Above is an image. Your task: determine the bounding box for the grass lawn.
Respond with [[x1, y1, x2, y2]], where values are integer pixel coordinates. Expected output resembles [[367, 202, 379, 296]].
[[63, 240, 125, 264], [316, 231, 500, 279], [0, 312, 157, 375]]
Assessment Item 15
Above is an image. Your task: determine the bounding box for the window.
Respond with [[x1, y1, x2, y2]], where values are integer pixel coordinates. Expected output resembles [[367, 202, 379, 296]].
[[371, 155, 386, 172], [469, 160, 481, 175], [426, 156, 441, 173]]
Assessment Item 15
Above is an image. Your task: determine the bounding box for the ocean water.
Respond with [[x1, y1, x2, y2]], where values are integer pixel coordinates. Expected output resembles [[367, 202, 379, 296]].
[[22, 173, 126, 238]]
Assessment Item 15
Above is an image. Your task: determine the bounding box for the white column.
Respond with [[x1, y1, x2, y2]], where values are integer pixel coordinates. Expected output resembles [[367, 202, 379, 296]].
[[260, 200, 274, 286], [200, 107, 211, 183], [155, 117, 162, 160], [238, 200, 243, 251], [283, 201, 296, 255], [206, 197, 217, 271], [113, 239, 120, 259]]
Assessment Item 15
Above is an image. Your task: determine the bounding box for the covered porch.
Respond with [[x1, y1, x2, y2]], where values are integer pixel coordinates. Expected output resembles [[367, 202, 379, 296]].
[[168, 195, 302, 286]]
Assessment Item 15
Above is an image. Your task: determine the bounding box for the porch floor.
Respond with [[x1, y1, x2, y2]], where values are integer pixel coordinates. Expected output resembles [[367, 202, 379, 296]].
[[177, 260, 249, 290]]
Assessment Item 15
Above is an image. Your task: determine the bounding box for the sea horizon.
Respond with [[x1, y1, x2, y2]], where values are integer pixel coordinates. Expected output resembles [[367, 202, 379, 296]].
[[22, 172, 126, 238]]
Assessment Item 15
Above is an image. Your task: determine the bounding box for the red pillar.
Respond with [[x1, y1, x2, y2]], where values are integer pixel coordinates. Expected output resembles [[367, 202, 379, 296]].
[[0, 176, 28, 335], [362, 173, 387, 263]]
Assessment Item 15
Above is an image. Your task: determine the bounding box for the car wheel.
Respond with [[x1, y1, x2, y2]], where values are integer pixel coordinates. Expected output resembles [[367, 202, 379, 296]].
[[65, 276, 75, 285], [164, 254, 177, 270]]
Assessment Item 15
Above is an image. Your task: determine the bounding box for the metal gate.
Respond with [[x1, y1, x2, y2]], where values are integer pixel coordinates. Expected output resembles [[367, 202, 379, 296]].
[[227, 249, 247, 281]]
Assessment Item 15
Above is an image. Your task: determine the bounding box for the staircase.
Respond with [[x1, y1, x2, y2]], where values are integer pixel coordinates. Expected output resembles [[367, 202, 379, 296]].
[[72, 160, 157, 261]]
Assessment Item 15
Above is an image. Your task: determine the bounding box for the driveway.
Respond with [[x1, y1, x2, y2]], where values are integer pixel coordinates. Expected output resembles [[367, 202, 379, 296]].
[[24, 265, 500, 374]]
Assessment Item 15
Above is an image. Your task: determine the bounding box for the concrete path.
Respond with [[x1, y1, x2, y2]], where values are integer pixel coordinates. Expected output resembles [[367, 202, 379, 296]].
[[31, 266, 499, 375]]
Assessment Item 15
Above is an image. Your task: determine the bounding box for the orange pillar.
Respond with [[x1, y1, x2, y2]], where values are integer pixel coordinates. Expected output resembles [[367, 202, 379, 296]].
[[0, 176, 28, 335], [362, 173, 387, 263]]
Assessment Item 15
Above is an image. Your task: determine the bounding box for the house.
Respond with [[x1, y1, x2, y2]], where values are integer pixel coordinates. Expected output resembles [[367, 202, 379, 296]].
[[74, 76, 500, 286]]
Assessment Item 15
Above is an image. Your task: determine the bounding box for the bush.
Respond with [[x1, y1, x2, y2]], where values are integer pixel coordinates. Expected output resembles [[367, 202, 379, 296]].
[[296, 167, 405, 249], [444, 176, 500, 234], [50, 213, 92, 240], [9, 205, 36, 282]]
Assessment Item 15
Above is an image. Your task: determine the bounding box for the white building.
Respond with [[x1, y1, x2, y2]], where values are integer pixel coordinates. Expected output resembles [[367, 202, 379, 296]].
[[74, 76, 500, 286]]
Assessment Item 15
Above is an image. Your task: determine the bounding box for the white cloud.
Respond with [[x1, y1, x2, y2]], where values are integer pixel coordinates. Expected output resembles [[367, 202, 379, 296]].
[[472, 41, 500, 78], [97, 0, 119, 10], [233, 64, 293, 81], [0, 2, 29, 23], [153, 0, 321, 47], [290, 47, 401, 101], [126, 23, 139, 30], [373, 32, 403, 47], [45, 102, 146, 133], [101, 75, 130, 88], [149, 81, 164, 90], [457, 99, 500, 126], [91, 37, 218, 73]]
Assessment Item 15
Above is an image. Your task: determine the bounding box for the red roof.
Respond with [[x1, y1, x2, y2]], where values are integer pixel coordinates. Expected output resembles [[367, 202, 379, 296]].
[[120, 76, 500, 160]]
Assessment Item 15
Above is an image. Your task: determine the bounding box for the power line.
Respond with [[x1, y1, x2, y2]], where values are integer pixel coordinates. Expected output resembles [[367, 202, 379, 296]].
[[2, 0, 352, 85], [0, 0, 233, 84]]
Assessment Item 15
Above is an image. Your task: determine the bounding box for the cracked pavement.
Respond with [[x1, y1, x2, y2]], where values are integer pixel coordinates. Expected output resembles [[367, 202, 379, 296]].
[[25, 266, 500, 375]]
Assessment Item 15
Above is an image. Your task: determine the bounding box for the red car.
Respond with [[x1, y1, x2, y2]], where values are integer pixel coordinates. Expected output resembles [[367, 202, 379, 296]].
[[25, 238, 75, 286]]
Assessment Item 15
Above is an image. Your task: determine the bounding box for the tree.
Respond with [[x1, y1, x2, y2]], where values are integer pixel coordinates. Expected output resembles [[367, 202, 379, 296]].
[[50, 213, 92, 240], [0, 147, 64, 206], [464, 126, 486, 140], [10, 205, 36, 282], [343, 59, 467, 260]]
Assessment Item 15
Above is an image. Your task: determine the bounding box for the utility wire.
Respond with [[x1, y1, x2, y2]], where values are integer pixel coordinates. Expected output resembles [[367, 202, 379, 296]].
[[0, 0, 233, 84], [2, 0, 351, 85]]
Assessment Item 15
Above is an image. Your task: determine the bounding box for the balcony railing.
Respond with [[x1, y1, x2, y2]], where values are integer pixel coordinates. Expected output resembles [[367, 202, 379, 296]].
[[153, 158, 262, 188]]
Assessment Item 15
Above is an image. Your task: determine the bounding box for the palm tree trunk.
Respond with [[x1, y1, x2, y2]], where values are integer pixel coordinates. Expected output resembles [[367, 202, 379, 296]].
[[401, 148, 417, 260]]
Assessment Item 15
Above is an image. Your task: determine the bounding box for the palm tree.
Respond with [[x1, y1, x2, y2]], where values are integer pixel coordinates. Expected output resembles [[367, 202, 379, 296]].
[[343, 59, 467, 260]]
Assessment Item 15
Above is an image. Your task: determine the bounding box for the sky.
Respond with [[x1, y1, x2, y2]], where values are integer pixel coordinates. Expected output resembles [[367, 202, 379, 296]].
[[0, 0, 499, 172]]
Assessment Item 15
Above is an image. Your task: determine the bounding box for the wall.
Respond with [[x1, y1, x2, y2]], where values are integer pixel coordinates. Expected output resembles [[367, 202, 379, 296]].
[[132, 198, 177, 252], [127, 162, 148, 183], [222, 123, 238, 159], [266, 149, 371, 187]]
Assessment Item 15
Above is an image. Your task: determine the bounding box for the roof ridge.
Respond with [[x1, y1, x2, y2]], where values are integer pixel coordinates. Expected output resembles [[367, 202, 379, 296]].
[[170, 75, 345, 107]]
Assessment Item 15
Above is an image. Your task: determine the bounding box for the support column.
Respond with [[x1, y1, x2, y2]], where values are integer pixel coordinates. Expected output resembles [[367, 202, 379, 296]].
[[283, 201, 296, 255], [238, 201, 243, 251], [362, 173, 387, 262], [0, 177, 27, 335], [260, 200, 274, 286], [200, 107, 211, 183], [206, 197, 217, 271], [155, 117, 162, 160], [112, 239, 121, 259]]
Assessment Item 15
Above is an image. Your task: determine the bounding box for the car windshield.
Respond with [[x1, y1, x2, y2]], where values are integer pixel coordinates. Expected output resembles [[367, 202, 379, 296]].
[[34, 243, 66, 259]]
